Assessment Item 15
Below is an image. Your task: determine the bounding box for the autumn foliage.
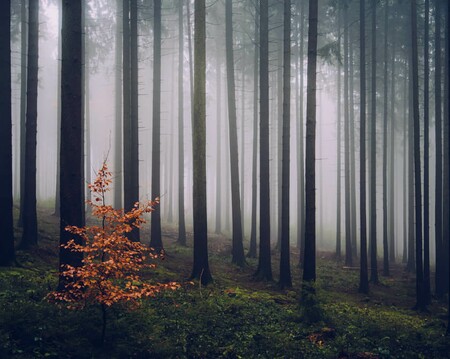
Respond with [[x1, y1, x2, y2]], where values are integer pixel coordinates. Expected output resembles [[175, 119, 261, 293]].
[[47, 162, 179, 311]]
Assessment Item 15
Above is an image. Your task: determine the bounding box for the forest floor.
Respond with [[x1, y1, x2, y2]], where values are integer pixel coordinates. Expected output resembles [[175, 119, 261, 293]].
[[0, 207, 449, 358]]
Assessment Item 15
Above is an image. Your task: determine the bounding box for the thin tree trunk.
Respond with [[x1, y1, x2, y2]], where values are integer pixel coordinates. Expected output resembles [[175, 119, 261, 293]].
[[435, 0, 444, 297], [225, 0, 245, 267], [254, 0, 272, 281], [114, 0, 123, 209], [0, 0, 15, 266], [19, 0, 28, 225], [411, 0, 425, 311], [344, 3, 352, 267], [248, 0, 259, 259], [20, 0, 39, 249], [297, 0, 306, 263], [302, 0, 318, 289], [389, 33, 396, 264], [215, 56, 222, 235], [150, 0, 163, 252], [279, 0, 292, 289], [336, 6, 342, 260], [423, 0, 431, 304], [382, 0, 389, 276], [359, 0, 369, 295], [178, 0, 186, 245], [349, 25, 357, 258], [369, 0, 378, 284]]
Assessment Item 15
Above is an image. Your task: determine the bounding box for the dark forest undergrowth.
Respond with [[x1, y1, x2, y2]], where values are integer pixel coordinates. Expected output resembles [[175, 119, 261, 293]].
[[0, 208, 449, 358]]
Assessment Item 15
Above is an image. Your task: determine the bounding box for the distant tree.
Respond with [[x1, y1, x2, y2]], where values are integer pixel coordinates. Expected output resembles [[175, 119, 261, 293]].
[[279, 0, 292, 289], [225, 0, 245, 267], [215, 55, 222, 235], [123, 0, 140, 242], [369, 0, 378, 284], [302, 0, 318, 290], [444, 0, 450, 296], [0, 0, 15, 266], [18, 0, 27, 225], [248, 0, 259, 259], [190, 0, 212, 286], [410, 0, 426, 311], [114, 0, 123, 209], [297, 0, 306, 263], [359, 0, 369, 295], [382, 0, 389, 276], [343, 1, 352, 267], [54, 1, 62, 217], [59, 0, 84, 289], [335, 5, 342, 261], [435, 0, 445, 298], [20, 0, 39, 249], [423, 0, 431, 304], [177, 0, 186, 246], [150, 0, 163, 252], [254, 0, 272, 281]]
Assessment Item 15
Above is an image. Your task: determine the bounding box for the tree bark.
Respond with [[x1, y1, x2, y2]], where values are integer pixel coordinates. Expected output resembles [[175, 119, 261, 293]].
[[336, 6, 342, 260], [279, 0, 292, 289], [190, 0, 212, 285], [359, 0, 369, 295], [254, 0, 272, 281], [302, 0, 318, 288], [411, 0, 425, 311], [19, 0, 27, 225], [0, 0, 15, 266], [177, 0, 186, 245], [20, 0, 39, 249], [59, 0, 83, 288], [150, 0, 163, 252], [225, 0, 245, 267], [369, 0, 378, 284]]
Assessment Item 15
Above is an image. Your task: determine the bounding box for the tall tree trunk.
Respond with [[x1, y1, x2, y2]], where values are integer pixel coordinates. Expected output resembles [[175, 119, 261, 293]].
[[389, 32, 396, 264], [20, 0, 39, 249], [114, 0, 123, 209], [369, 0, 378, 284], [443, 0, 450, 295], [150, 0, 163, 252], [349, 23, 357, 258], [190, 0, 212, 285], [177, 0, 186, 245], [279, 0, 292, 289], [254, 0, 272, 281], [336, 6, 342, 260], [407, 51, 415, 273], [359, 0, 369, 295], [19, 0, 27, 225], [248, 0, 259, 259], [54, 10, 61, 215], [225, 0, 245, 266], [302, 0, 318, 289], [343, 3, 352, 267], [435, 0, 444, 297], [423, 0, 431, 304], [59, 0, 83, 288], [240, 58, 246, 231], [123, 0, 139, 242], [215, 56, 222, 235], [411, 0, 425, 311], [447, 0, 450, 335], [0, 0, 15, 266], [402, 64, 408, 265], [382, 0, 389, 276]]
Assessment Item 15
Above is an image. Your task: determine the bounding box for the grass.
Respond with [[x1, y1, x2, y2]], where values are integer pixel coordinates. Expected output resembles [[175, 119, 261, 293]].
[[1, 208, 449, 358]]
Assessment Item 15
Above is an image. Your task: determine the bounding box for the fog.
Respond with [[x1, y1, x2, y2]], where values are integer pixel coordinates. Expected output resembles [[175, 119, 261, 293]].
[[9, 0, 441, 262]]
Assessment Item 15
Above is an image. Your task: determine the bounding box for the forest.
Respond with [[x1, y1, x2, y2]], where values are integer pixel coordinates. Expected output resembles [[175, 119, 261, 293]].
[[0, 0, 450, 357]]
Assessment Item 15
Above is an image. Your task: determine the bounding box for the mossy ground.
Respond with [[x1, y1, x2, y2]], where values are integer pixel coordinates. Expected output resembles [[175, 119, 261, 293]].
[[1, 208, 449, 358]]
